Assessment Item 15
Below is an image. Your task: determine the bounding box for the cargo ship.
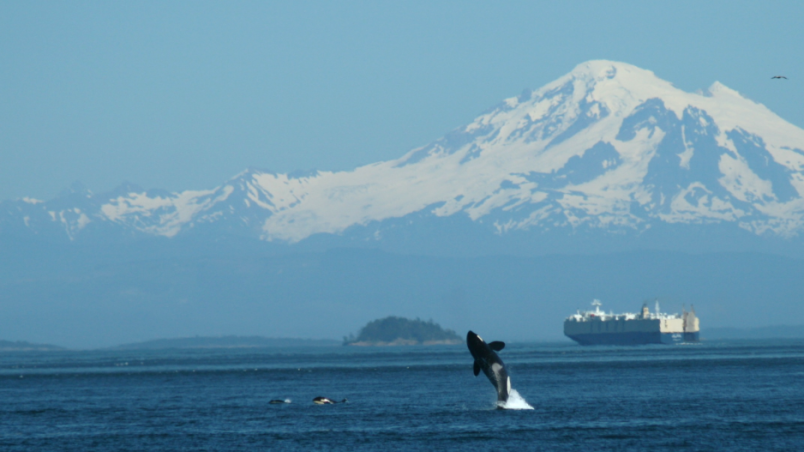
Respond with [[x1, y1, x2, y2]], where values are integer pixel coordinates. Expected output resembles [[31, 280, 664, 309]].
[[564, 300, 700, 345]]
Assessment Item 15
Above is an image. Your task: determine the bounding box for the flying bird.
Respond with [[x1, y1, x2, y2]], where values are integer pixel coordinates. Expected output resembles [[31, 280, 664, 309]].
[[771, 75, 788, 79]]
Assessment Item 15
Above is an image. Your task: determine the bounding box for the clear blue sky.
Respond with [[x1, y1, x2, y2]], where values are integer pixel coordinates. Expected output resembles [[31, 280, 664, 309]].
[[2, 0, 802, 201]]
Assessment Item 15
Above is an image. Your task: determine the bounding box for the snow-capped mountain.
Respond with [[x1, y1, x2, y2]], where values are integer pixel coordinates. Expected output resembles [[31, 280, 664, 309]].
[[4, 61, 804, 247]]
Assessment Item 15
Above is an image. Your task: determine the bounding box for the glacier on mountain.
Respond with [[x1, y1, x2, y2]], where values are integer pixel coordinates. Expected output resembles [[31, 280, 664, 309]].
[[3, 60, 804, 244]]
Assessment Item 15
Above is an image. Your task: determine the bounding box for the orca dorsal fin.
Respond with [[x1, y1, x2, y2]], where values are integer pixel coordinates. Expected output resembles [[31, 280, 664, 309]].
[[473, 360, 481, 376], [489, 341, 505, 351]]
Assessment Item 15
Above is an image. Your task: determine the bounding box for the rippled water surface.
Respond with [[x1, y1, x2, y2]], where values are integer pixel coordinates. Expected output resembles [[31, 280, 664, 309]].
[[2, 340, 803, 451]]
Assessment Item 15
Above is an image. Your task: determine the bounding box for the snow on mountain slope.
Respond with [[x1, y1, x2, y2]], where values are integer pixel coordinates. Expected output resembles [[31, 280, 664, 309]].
[[259, 60, 804, 241], [3, 60, 804, 243]]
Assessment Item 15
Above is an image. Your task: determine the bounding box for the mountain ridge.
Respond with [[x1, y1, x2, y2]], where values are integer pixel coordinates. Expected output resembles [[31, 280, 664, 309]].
[[3, 60, 804, 252]]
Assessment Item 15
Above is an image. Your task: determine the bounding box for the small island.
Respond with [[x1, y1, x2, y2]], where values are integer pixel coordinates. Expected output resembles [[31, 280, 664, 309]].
[[343, 316, 461, 346]]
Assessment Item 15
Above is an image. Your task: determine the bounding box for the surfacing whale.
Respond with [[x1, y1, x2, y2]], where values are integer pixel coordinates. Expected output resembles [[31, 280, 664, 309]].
[[312, 396, 347, 405]]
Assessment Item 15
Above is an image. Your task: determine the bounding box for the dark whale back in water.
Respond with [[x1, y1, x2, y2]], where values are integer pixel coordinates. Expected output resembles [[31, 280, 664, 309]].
[[313, 396, 347, 405], [466, 330, 510, 404]]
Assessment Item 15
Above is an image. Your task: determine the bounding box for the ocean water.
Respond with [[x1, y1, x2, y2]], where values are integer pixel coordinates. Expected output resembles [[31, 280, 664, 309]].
[[2, 340, 803, 451]]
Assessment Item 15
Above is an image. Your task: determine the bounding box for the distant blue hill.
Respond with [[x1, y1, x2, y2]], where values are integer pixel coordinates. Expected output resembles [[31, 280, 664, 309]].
[[111, 336, 339, 350], [0, 340, 64, 351]]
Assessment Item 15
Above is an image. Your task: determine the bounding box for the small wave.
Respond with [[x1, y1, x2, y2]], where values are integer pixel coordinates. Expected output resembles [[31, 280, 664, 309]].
[[500, 389, 533, 410]]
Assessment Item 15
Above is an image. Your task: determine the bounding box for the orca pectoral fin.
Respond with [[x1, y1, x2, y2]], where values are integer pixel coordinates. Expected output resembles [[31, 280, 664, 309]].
[[489, 341, 505, 351], [473, 360, 481, 376]]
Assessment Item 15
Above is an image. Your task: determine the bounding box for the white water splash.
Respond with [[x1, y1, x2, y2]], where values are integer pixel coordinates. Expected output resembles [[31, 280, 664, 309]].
[[499, 389, 533, 410]]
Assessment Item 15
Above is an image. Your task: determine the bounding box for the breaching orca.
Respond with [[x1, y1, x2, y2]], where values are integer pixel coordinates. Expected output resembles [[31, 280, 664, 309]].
[[312, 396, 347, 405], [466, 330, 510, 405]]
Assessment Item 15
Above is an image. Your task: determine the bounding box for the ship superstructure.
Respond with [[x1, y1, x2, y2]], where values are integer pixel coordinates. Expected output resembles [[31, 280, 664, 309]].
[[564, 300, 700, 345]]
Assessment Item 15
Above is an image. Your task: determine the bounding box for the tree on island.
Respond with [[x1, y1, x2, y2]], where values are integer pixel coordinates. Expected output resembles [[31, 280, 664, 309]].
[[343, 316, 461, 346]]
